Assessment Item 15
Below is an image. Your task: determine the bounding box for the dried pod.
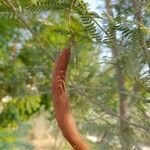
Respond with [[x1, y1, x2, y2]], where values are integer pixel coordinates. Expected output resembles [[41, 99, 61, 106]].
[[51, 48, 90, 150]]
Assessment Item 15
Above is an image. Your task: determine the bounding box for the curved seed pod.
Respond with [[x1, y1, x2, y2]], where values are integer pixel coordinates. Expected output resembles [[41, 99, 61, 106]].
[[51, 48, 90, 150]]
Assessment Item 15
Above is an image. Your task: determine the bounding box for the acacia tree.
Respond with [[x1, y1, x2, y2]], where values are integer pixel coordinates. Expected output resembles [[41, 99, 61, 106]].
[[0, 0, 149, 150], [104, 0, 149, 149], [105, 0, 129, 149]]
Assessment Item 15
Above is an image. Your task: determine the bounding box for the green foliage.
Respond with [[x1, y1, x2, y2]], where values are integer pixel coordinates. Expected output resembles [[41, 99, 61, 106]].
[[0, 103, 19, 127], [22, 95, 41, 115], [80, 14, 101, 42], [0, 124, 33, 150]]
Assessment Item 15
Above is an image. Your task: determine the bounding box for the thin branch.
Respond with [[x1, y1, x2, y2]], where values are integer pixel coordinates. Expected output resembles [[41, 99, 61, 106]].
[[68, 0, 76, 42], [93, 18, 108, 36], [4, 0, 17, 11], [72, 85, 150, 132]]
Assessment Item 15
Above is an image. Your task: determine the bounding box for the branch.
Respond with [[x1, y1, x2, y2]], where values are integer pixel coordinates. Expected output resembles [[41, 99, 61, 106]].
[[72, 85, 150, 133]]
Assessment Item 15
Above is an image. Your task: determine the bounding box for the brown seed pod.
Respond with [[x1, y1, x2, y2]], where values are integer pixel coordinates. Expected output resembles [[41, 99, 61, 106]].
[[51, 48, 90, 150]]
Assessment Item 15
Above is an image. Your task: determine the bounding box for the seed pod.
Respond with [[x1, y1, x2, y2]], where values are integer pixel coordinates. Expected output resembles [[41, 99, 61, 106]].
[[51, 48, 90, 150]]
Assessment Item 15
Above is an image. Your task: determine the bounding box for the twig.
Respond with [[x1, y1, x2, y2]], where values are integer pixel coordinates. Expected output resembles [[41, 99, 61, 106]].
[[68, 0, 76, 44], [72, 85, 150, 132]]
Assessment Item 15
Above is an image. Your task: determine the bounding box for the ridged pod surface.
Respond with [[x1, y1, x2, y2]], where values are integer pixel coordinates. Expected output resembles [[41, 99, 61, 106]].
[[51, 48, 90, 150]]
